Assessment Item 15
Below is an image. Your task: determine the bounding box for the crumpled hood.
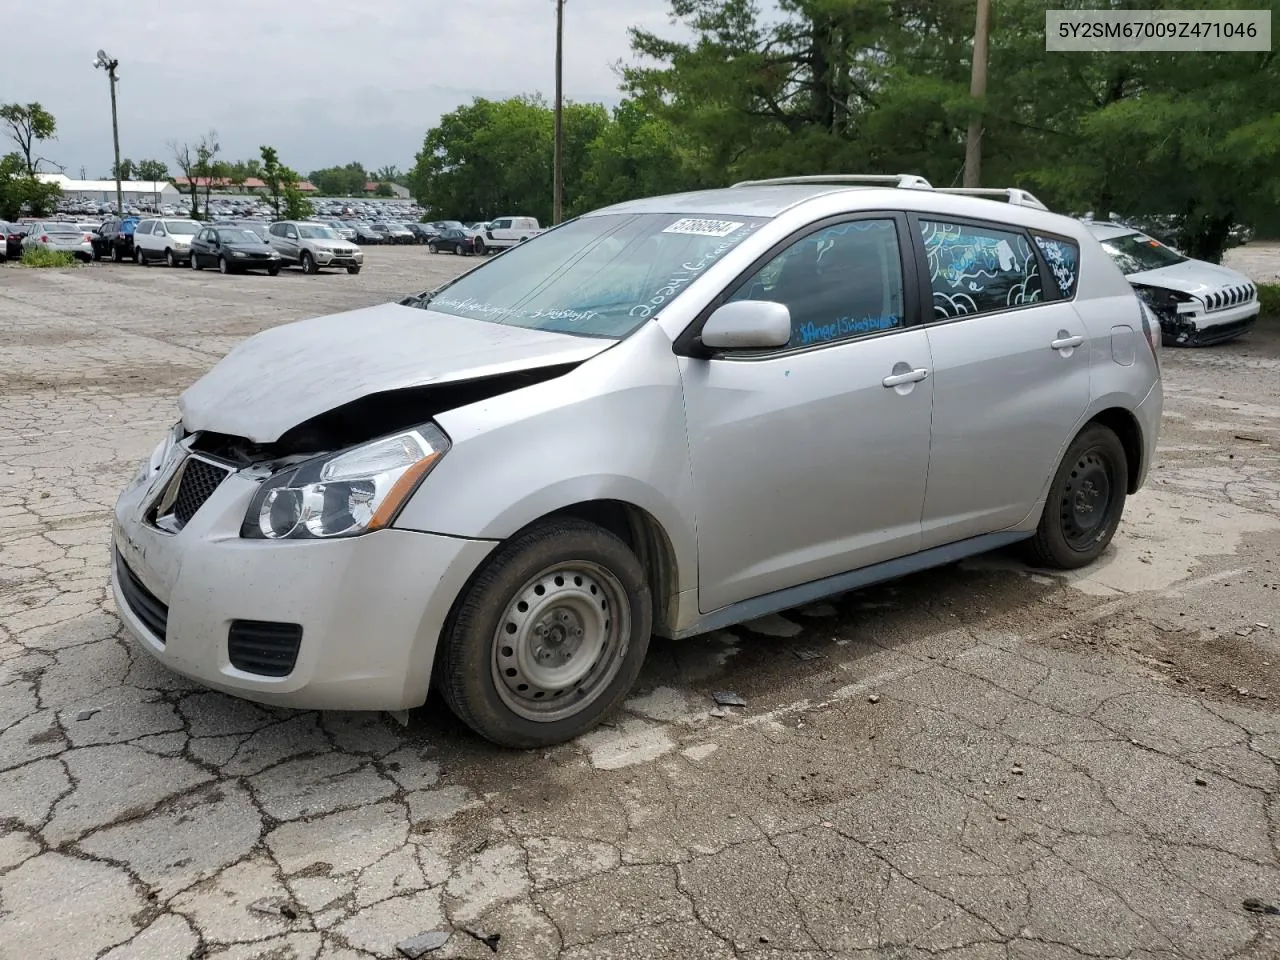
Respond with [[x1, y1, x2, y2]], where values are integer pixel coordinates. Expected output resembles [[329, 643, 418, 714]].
[[179, 302, 613, 443], [1126, 258, 1254, 299]]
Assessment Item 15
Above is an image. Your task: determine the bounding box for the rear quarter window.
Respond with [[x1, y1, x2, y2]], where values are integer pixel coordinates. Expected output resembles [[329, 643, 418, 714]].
[[1033, 234, 1081, 298]]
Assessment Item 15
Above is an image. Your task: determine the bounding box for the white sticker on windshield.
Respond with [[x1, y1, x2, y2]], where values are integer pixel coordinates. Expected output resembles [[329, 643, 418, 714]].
[[662, 218, 744, 238]]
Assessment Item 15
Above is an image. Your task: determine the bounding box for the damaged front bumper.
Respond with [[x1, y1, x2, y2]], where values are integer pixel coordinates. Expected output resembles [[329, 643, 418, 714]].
[[111, 461, 494, 711], [1156, 299, 1259, 347]]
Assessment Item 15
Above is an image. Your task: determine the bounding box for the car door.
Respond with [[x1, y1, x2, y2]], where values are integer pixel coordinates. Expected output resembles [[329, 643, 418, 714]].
[[269, 223, 296, 262], [193, 228, 211, 266], [487, 219, 512, 245], [678, 214, 934, 613], [912, 215, 1091, 548], [150, 221, 167, 258]]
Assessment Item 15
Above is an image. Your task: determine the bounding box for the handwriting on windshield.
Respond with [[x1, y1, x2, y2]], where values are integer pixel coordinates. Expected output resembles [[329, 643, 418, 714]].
[[629, 228, 760, 319], [429, 297, 601, 325]]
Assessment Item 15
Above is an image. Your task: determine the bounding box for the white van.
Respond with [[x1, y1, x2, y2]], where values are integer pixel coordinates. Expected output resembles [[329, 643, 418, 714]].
[[133, 218, 201, 267], [480, 216, 542, 251]]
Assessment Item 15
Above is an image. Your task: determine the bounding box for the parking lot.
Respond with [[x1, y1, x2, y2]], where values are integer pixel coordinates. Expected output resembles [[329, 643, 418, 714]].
[[3, 244, 1280, 959]]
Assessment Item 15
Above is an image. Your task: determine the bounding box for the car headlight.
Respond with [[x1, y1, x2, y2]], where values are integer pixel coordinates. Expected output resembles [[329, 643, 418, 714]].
[[232, 250, 247, 258], [241, 425, 450, 540], [268, 251, 280, 258]]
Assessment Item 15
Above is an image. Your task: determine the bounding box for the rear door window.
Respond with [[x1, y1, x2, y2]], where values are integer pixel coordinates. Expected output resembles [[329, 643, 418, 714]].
[[918, 219, 1043, 319], [1032, 234, 1080, 299], [135, 221, 154, 235]]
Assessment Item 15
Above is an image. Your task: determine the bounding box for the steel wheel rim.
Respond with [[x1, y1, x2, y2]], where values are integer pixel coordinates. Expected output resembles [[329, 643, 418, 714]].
[[1060, 450, 1114, 551], [491, 561, 630, 722]]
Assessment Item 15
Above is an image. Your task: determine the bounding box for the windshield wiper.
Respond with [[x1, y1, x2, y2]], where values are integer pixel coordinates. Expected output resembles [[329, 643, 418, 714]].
[[399, 290, 434, 309]]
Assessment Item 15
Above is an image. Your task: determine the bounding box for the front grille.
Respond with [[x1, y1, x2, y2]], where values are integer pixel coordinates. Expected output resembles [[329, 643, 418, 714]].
[[115, 550, 169, 642], [173, 458, 230, 527], [1191, 314, 1257, 345], [1207, 284, 1256, 312], [228, 620, 303, 677]]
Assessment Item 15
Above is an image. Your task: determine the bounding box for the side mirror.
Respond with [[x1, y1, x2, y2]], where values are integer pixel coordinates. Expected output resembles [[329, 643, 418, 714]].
[[696, 300, 792, 353]]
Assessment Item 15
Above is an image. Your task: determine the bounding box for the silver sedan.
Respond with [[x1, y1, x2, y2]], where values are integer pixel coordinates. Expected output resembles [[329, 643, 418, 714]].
[[22, 222, 94, 261]]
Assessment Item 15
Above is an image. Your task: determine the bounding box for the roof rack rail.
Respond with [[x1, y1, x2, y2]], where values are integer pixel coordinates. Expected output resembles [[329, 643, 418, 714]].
[[931, 187, 1048, 211], [730, 174, 934, 190]]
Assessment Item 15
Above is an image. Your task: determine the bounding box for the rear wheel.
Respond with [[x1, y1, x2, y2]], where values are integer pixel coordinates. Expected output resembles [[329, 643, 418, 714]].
[[474, 239, 486, 255], [437, 519, 652, 748], [1026, 424, 1129, 569], [112, 245, 123, 263]]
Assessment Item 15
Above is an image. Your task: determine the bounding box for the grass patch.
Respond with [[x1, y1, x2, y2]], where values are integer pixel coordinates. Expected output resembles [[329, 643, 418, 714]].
[[20, 247, 80, 268], [1257, 282, 1280, 321]]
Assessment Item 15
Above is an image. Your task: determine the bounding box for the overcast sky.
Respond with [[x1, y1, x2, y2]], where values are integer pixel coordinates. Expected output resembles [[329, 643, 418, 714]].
[[4, 0, 683, 179]]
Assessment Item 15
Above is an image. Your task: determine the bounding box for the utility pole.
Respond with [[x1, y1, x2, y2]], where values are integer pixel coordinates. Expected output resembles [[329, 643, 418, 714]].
[[553, 0, 565, 225], [963, 0, 990, 189], [94, 50, 124, 214]]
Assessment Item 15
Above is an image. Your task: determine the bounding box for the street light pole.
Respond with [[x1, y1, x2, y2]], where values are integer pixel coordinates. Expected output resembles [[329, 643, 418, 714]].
[[553, 0, 565, 225], [95, 50, 124, 215]]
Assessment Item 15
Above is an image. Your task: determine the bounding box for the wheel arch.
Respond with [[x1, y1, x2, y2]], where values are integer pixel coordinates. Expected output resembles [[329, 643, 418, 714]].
[[1086, 406, 1144, 494]]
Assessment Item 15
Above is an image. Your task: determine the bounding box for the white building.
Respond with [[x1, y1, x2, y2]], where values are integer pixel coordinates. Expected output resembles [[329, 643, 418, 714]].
[[36, 173, 181, 208]]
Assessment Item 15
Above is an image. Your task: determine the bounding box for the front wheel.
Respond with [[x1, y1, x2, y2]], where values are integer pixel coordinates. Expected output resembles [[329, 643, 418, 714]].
[[301, 251, 317, 274], [165, 248, 177, 268], [112, 246, 123, 263], [347, 265, 361, 274], [267, 265, 281, 276], [190, 254, 201, 270], [218, 256, 230, 275], [134, 248, 144, 265], [474, 239, 486, 255], [427, 243, 437, 254], [437, 519, 652, 748], [1026, 424, 1129, 569]]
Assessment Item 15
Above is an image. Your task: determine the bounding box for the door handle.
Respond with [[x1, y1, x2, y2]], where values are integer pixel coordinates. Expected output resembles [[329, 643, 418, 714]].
[[1051, 335, 1084, 350], [882, 368, 929, 388]]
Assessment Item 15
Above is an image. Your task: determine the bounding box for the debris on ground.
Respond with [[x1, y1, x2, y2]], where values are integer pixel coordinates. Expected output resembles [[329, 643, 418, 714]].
[[74, 708, 100, 721], [395, 930, 450, 957], [1234, 434, 1265, 443], [709, 706, 729, 718], [1195, 777, 1208, 786], [1242, 898, 1280, 915], [793, 648, 824, 661], [712, 691, 747, 708], [464, 926, 502, 952], [248, 897, 298, 920], [867, 694, 881, 704]]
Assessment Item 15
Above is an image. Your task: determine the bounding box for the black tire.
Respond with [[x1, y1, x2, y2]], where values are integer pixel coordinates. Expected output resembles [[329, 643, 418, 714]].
[[165, 248, 177, 268], [301, 251, 317, 274], [267, 265, 281, 276], [437, 518, 652, 748], [474, 239, 486, 255], [427, 243, 437, 254], [93, 248, 102, 262], [1026, 424, 1129, 570], [347, 265, 361, 274], [453, 243, 462, 255], [112, 245, 123, 263], [218, 256, 230, 275], [134, 247, 145, 265]]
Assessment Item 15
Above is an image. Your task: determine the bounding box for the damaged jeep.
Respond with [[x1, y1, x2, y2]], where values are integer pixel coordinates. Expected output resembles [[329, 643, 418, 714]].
[[113, 175, 1162, 747], [1084, 220, 1259, 346]]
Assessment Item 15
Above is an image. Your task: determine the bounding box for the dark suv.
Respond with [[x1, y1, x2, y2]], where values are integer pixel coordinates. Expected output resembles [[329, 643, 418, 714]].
[[92, 217, 140, 262]]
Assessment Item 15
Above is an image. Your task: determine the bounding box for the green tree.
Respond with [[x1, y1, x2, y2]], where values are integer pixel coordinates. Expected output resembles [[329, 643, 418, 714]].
[[136, 159, 168, 182], [0, 102, 57, 174], [193, 131, 222, 219], [374, 181, 394, 197], [373, 164, 402, 184], [0, 152, 61, 219], [308, 161, 367, 196], [112, 158, 136, 180], [261, 145, 313, 219]]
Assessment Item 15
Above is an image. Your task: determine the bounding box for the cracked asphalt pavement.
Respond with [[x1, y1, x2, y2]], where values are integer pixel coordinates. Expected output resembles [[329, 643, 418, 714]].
[[3, 246, 1280, 960]]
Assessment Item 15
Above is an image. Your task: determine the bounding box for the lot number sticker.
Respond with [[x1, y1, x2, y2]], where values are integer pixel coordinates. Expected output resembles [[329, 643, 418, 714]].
[[663, 218, 744, 238]]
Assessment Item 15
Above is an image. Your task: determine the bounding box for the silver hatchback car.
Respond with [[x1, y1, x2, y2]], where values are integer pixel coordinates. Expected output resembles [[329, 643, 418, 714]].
[[112, 175, 1163, 747]]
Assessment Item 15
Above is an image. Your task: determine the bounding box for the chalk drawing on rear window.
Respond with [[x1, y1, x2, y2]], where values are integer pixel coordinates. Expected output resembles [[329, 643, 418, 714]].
[[919, 220, 1042, 318], [662, 218, 744, 238], [1033, 235, 1079, 298]]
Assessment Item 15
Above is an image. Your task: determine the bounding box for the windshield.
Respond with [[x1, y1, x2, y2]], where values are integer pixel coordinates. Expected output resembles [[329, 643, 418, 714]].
[[1099, 232, 1187, 274], [423, 212, 767, 338], [166, 221, 199, 235], [298, 224, 338, 239], [224, 229, 266, 244]]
